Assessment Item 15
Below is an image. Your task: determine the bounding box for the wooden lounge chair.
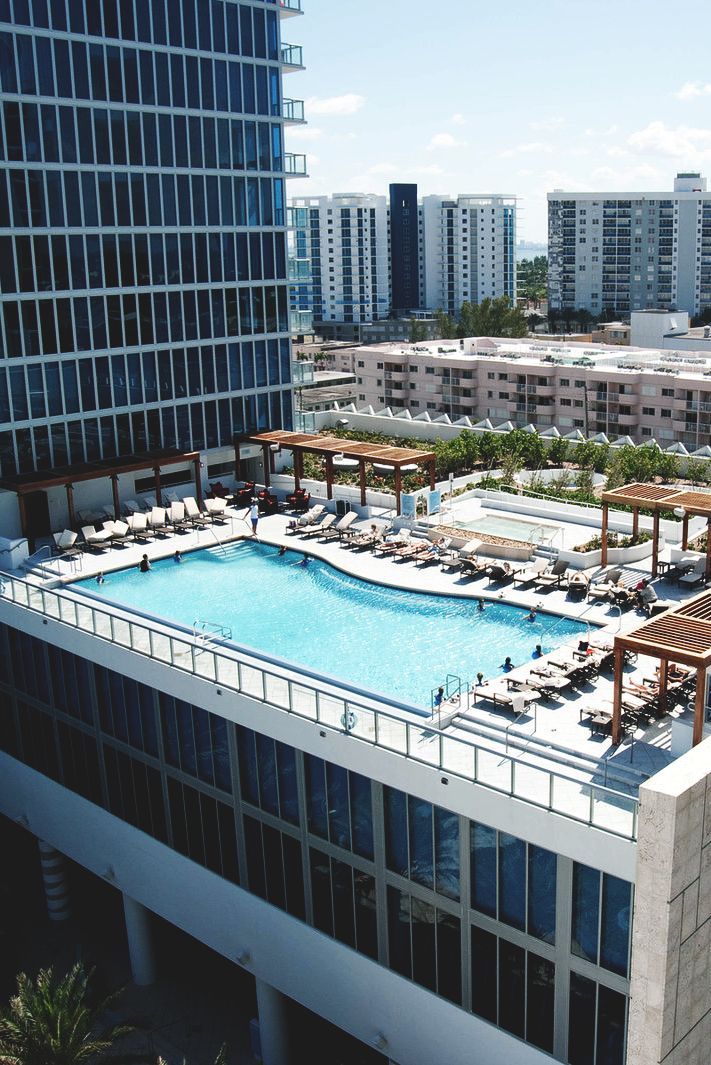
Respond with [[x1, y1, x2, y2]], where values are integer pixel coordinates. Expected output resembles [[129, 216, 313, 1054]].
[[299, 513, 336, 538], [147, 507, 170, 535], [536, 559, 568, 589], [205, 498, 229, 523], [102, 519, 130, 545], [375, 529, 412, 556], [346, 526, 386, 550], [472, 683, 537, 713], [486, 562, 518, 584], [416, 539, 451, 567]]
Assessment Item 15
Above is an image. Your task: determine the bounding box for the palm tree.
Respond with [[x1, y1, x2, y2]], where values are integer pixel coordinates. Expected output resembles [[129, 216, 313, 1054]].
[[0, 964, 133, 1065]]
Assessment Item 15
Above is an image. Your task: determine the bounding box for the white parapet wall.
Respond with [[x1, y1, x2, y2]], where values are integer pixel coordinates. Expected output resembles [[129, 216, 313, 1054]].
[[627, 736, 711, 1065]]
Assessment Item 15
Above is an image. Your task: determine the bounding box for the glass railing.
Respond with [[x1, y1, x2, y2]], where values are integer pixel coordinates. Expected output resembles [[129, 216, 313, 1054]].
[[282, 98, 305, 122], [281, 43, 304, 67], [0, 574, 640, 841], [284, 153, 308, 176], [278, 0, 303, 13]]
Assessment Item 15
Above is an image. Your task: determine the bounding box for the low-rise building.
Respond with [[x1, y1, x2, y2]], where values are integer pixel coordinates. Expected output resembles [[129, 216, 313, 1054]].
[[346, 336, 711, 448]]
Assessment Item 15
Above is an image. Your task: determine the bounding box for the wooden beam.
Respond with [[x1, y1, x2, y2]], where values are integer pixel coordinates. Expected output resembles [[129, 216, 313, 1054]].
[[110, 475, 121, 520], [359, 460, 366, 507], [611, 645, 624, 745], [429, 459, 436, 492], [17, 491, 29, 543], [682, 513, 689, 552], [193, 457, 203, 508], [153, 465, 162, 507], [706, 517, 711, 582], [262, 444, 271, 489], [652, 510, 661, 577], [65, 483, 76, 529], [293, 450, 301, 492], [601, 502, 609, 567], [632, 507, 639, 540], [394, 465, 402, 517], [693, 667, 706, 747], [658, 658, 668, 717], [325, 455, 334, 501]]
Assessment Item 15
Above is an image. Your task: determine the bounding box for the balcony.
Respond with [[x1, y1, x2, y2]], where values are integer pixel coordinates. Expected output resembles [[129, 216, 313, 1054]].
[[282, 98, 305, 123], [288, 257, 311, 282], [278, 0, 303, 16], [281, 43, 304, 70], [290, 309, 313, 334], [284, 153, 308, 176]]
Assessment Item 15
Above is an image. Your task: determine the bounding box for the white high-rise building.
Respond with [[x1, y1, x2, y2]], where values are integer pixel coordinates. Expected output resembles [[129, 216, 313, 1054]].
[[289, 189, 517, 339], [548, 173, 711, 318], [421, 194, 517, 315], [289, 193, 391, 334]]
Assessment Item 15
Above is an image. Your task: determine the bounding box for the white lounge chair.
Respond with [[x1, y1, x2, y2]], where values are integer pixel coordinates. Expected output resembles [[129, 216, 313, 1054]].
[[102, 520, 130, 545], [441, 539, 482, 571], [123, 499, 143, 515], [127, 512, 154, 542], [169, 501, 189, 529], [300, 513, 337, 538], [536, 559, 569, 588], [81, 525, 112, 550], [205, 497, 228, 523], [298, 504, 326, 527], [52, 530, 79, 555], [148, 507, 170, 535], [587, 567, 623, 601], [513, 557, 548, 586], [183, 496, 211, 526]]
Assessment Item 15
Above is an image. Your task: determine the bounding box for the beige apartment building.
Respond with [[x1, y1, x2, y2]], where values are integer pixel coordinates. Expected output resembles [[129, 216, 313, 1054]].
[[329, 337, 711, 449]]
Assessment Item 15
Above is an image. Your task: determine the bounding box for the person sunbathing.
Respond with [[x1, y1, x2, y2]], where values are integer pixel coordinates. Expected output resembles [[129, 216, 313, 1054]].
[[624, 679, 659, 697], [657, 662, 691, 683]]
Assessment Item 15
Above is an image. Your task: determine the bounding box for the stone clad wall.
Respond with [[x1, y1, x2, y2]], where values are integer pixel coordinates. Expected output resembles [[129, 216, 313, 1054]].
[[627, 737, 711, 1064]]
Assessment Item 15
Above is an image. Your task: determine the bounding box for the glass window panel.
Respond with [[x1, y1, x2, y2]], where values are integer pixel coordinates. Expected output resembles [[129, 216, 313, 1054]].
[[596, 985, 626, 1065], [332, 859, 355, 948], [499, 832, 526, 931], [434, 807, 459, 901], [528, 844, 556, 944], [326, 762, 351, 851], [411, 897, 436, 991], [305, 754, 327, 839], [471, 823, 496, 917], [384, 787, 408, 877], [527, 954, 555, 1053], [408, 796, 433, 890], [354, 872, 377, 960], [569, 974, 596, 1065], [387, 886, 411, 978], [600, 875, 632, 977], [309, 848, 333, 936], [348, 772, 373, 861], [262, 824, 285, 910], [499, 939, 525, 1038], [255, 731, 278, 816], [244, 815, 265, 898], [437, 911, 461, 1004], [572, 863, 600, 964], [276, 741, 298, 825], [282, 834, 304, 920]]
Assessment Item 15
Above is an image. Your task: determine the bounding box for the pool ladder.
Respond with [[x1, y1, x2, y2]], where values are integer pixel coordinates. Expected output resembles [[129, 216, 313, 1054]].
[[193, 619, 233, 648]]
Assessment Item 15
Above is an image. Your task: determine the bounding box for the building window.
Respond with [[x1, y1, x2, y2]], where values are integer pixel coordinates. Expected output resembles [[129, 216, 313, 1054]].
[[568, 973, 627, 1065], [385, 787, 459, 900], [306, 755, 373, 859], [642, 407, 655, 416], [388, 887, 461, 1004], [470, 823, 556, 943], [571, 863, 632, 977]]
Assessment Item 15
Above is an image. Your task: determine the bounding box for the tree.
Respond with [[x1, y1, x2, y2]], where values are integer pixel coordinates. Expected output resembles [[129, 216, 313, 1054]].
[[433, 309, 457, 340], [408, 318, 428, 343], [454, 297, 528, 339], [0, 965, 132, 1065], [157, 1048, 227, 1065]]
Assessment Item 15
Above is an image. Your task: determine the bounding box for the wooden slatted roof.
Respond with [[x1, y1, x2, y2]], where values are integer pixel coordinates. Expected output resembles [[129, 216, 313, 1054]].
[[616, 589, 711, 667], [602, 482, 711, 517], [0, 449, 200, 493], [249, 430, 435, 466]]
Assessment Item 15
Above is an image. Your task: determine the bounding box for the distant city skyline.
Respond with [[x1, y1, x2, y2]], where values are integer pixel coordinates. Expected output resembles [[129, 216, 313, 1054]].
[[285, 0, 711, 243]]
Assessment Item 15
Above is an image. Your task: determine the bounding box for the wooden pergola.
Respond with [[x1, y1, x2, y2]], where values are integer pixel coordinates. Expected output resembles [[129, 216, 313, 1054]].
[[244, 431, 437, 516], [0, 448, 202, 541], [601, 482, 711, 579], [612, 590, 711, 746]]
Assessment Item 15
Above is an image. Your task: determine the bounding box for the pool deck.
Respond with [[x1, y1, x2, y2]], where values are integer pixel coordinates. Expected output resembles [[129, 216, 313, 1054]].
[[10, 506, 704, 819]]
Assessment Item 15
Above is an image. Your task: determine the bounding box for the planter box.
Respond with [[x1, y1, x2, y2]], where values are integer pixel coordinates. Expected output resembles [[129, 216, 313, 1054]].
[[559, 536, 659, 571]]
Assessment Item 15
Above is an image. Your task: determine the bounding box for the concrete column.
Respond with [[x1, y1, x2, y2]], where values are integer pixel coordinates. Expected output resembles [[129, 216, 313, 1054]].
[[123, 894, 156, 986], [38, 840, 71, 922], [255, 978, 292, 1065]]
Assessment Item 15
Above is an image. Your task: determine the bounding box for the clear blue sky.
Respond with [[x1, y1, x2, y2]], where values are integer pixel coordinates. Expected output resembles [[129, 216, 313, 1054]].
[[285, 0, 711, 243]]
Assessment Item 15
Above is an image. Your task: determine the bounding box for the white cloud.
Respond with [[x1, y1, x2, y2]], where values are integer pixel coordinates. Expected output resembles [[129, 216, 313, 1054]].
[[529, 116, 564, 132], [305, 93, 365, 116], [449, 113, 466, 126], [499, 141, 553, 158], [627, 121, 711, 160], [675, 81, 711, 101], [427, 132, 467, 151], [286, 126, 323, 142]]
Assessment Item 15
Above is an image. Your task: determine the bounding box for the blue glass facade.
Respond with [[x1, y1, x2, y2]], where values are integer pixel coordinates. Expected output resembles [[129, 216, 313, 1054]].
[[389, 182, 419, 314], [0, 620, 632, 1062], [0, 0, 294, 477]]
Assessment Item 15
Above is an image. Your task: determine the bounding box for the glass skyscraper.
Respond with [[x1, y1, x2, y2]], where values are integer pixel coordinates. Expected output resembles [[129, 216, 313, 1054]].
[[0, 0, 301, 479]]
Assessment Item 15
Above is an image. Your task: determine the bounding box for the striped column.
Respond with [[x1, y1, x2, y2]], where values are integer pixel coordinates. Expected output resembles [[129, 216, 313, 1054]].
[[38, 840, 71, 922]]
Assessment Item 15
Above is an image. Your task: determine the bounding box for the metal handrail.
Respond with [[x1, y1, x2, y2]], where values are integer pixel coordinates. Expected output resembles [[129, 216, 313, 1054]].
[[0, 574, 639, 841]]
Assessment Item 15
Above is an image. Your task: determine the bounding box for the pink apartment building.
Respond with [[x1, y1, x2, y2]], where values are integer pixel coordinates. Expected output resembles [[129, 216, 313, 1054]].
[[327, 337, 711, 449]]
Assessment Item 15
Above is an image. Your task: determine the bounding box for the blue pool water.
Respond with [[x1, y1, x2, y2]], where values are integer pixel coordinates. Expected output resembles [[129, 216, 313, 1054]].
[[76, 543, 590, 708]]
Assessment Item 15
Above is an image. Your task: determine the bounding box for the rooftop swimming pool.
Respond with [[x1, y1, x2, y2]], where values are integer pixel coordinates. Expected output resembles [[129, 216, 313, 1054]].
[[75, 542, 590, 709]]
